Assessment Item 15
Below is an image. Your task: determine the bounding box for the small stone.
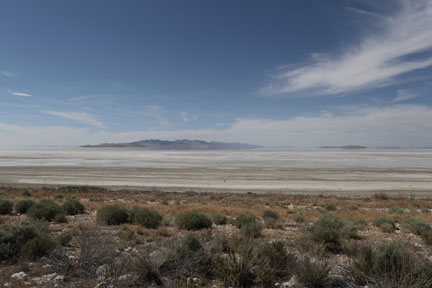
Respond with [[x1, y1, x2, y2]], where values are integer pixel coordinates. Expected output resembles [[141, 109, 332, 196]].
[[3, 283, 11, 288], [11, 272, 28, 281], [54, 275, 65, 282]]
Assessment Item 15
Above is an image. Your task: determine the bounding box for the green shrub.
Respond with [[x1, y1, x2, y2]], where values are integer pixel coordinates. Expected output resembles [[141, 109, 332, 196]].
[[295, 257, 333, 288], [131, 255, 162, 285], [421, 230, 432, 245], [61, 199, 85, 215], [405, 218, 431, 235], [324, 204, 337, 211], [388, 207, 404, 214], [263, 210, 280, 228], [129, 207, 162, 229], [96, 205, 130, 225], [176, 210, 212, 230], [15, 200, 35, 214], [159, 234, 212, 281], [27, 199, 62, 221], [0, 200, 13, 215], [57, 232, 72, 246], [214, 248, 256, 288], [302, 214, 348, 252], [241, 221, 262, 238], [346, 205, 359, 210], [351, 241, 432, 286], [255, 241, 295, 287], [235, 214, 257, 229], [20, 236, 56, 261], [0, 221, 49, 261], [21, 190, 32, 197], [373, 217, 396, 233], [263, 210, 279, 220], [213, 213, 228, 225], [54, 212, 67, 223]]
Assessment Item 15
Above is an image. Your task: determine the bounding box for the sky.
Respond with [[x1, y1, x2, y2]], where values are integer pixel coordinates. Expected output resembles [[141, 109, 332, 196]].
[[1, 0, 432, 147]]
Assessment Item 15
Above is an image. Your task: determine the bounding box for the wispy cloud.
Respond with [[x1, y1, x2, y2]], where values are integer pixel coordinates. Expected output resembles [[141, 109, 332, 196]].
[[180, 112, 199, 122], [392, 89, 418, 102], [8, 90, 31, 97], [263, 0, 432, 96], [1, 70, 14, 77], [69, 96, 93, 101], [142, 105, 171, 128], [44, 111, 105, 129]]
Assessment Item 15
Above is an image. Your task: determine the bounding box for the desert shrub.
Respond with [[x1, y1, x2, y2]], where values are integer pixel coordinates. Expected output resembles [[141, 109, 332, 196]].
[[293, 214, 305, 223], [61, 199, 85, 215], [373, 217, 396, 233], [21, 190, 32, 197], [212, 213, 228, 225], [294, 256, 333, 288], [176, 210, 212, 230], [405, 218, 432, 235], [421, 230, 432, 245], [235, 214, 257, 229], [346, 205, 359, 210], [160, 234, 212, 281], [129, 207, 163, 229], [374, 192, 388, 200], [263, 210, 280, 228], [57, 232, 73, 246], [74, 228, 118, 278], [255, 241, 296, 287], [324, 204, 337, 211], [54, 212, 67, 223], [20, 236, 56, 261], [0, 200, 13, 215], [388, 207, 404, 214], [15, 200, 35, 214], [351, 241, 432, 287], [131, 254, 162, 285], [211, 234, 229, 254], [96, 205, 130, 225], [235, 214, 262, 238], [28, 199, 62, 221], [302, 214, 348, 252], [0, 221, 49, 261], [214, 247, 256, 288]]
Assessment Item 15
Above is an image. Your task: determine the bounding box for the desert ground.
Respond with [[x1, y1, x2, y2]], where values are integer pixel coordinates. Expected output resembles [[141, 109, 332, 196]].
[[1, 149, 432, 287]]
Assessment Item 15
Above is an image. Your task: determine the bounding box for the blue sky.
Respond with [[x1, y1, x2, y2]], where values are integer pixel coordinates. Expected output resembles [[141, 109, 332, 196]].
[[1, 0, 432, 147]]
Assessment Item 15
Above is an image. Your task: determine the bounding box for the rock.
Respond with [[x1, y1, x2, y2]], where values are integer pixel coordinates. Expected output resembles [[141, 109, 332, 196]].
[[118, 274, 134, 281], [3, 283, 11, 288], [54, 275, 65, 282], [11, 272, 28, 281], [281, 276, 297, 287], [96, 264, 111, 281], [42, 273, 58, 282], [94, 282, 106, 288]]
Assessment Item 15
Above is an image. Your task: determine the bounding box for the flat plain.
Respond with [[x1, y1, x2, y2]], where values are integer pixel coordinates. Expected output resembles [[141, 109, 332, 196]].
[[0, 148, 432, 197]]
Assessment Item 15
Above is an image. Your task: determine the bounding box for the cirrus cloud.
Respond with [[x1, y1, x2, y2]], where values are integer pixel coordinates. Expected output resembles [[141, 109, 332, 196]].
[[263, 0, 432, 96]]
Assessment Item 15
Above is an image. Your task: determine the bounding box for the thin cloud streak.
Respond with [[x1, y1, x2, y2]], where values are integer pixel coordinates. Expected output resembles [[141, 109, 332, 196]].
[[1, 70, 14, 77], [263, 0, 432, 96], [43, 111, 105, 129], [392, 89, 418, 102], [8, 90, 32, 97]]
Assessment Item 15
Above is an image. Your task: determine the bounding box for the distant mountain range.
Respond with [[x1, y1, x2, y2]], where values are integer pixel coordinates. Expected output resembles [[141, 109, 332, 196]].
[[82, 139, 262, 150]]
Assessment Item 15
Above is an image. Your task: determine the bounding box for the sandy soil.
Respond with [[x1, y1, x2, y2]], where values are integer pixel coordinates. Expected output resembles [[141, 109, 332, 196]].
[[1, 148, 432, 197]]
